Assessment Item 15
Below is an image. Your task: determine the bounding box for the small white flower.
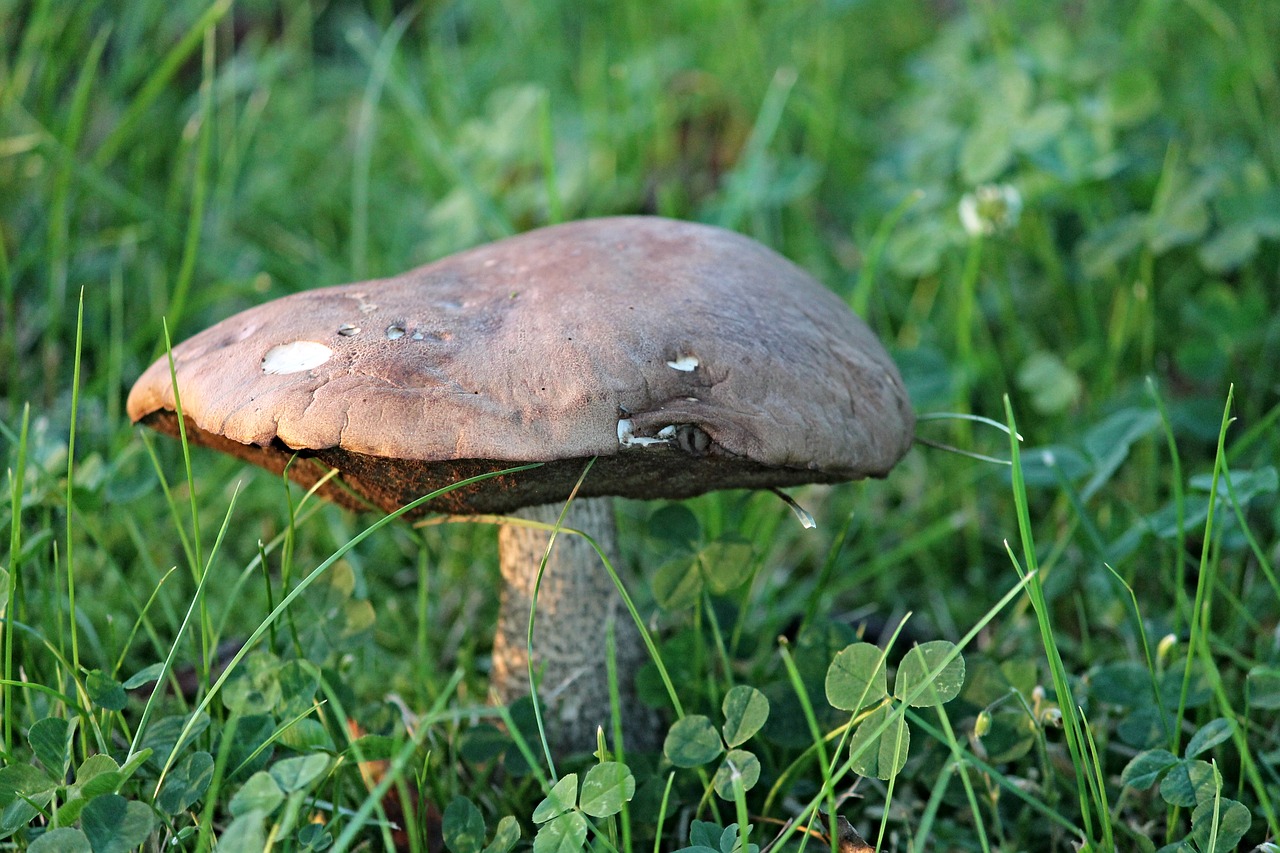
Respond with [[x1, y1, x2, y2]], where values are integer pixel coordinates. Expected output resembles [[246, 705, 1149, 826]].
[[959, 183, 1023, 237]]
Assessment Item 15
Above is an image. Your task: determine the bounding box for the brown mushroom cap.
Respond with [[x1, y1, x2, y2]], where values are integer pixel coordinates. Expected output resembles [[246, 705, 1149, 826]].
[[127, 217, 913, 515]]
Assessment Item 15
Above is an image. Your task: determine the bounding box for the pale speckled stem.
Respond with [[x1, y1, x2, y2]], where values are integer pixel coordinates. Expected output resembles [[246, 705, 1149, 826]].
[[491, 498, 656, 753]]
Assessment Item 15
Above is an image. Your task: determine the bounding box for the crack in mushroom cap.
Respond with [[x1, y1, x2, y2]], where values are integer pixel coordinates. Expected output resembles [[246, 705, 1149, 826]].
[[127, 217, 914, 515]]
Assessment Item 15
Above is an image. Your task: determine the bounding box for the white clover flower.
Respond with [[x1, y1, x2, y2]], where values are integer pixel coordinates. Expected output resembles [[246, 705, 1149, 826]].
[[958, 183, 1023, 237]]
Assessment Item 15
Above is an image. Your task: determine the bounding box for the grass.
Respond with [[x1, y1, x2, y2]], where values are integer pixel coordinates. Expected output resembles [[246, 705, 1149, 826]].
[[3, 0, 1280, 850]]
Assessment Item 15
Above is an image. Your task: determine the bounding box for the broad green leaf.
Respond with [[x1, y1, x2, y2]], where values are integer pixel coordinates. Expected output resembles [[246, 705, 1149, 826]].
[[689, 821, 722, 850], [230, 771, 284, 817], [1189, 797, 1251, 851], [1117, 704, 1175, 750], [29, 827, 92, 852], [1185, 718, 1236, 759], [29, 717, 71, 778], [532, 774, 578, 823], [825, 643, 888, 712], [960, 117, 1013, 184], [849, 705, 909, 780], [1121, 749, 1178, 790], [297, 822, 334, 851], [1089, 661, 1154, 707], [75, 754, 121, 784], [123, 663, 166, 690], [80, 794, 156, 853], [1, 797, 45, 839], [532, 811, 588, 853], [443, 795, 486, 853], [223, 661, 283, 716], [974, 708, 1037, 763], [483, 815, 521, 853], [57, 794, 91, 827], [342, 599, 376, 637], [648, 505, 701, 551], [1199, 224, 1259, 273], [459, 725, 510, 763], [652, 557, 703, 611], [1247, 666, 1280, 710], [277, 659, 321, 718], [345, 734, 399, 762], [117, 749, 152, 782], [717, 822, 758, 853], [278, 718, 334, 752], [579, 761, 634, 818], [700, 538, 754, 594], [1159, 759, 1219, 808], [76, 755, 124, 799], [85, 670, 127, 712], [0, 763, 57, 803], [1105, 66, 1161, 126], [721, 686, 769, 748], [1017, 352, 1080, 415], [138, 713, 210, 771], [1081, 408, 1161, 501], [663, 716, 723, 768], [269, 754, 329, 793], [894, 641, 965, 707], [712, 750, 761, 800], [156, 751, 214, 815], [219, 809, 267, 851]]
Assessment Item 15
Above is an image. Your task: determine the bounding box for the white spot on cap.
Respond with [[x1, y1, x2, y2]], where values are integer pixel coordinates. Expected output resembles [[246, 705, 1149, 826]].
[[667, 355, 699, 371], [262, 341, 333, 375]]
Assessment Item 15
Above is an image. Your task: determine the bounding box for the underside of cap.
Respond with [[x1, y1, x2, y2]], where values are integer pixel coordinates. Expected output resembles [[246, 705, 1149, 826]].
[[139, 410, 859, 515], [128, 216, 914, 514]]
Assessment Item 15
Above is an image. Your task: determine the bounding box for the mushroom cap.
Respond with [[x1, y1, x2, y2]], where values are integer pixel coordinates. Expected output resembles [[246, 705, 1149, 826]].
[[127, 217, 913, 515]]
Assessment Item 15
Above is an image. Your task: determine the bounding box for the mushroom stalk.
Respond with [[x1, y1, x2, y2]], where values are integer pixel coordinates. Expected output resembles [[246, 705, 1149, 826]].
[[491, 498, 655, 753]]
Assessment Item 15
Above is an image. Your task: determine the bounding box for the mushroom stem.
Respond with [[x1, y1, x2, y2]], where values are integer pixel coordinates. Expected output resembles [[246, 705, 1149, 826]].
[[491, 498, 655, 753]]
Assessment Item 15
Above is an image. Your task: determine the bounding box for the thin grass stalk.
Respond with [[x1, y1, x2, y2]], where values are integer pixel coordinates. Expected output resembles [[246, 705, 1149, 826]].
[[351, 13, 412, 280], [160, 322, 212, 695], [3, 404, 30, 756], [164, 26, 216, 330], [147, 465, 539, 787], [350, 29, 513, 240], [449, 511, 686, 719], [64, 291, 85, 699], [329, 671, 468, 853], [1219, 463, 1280, 603], [1147, 378, 1190, 630], [538, 88, 565, 224], [787, 570, 1041, 849], [1173, 387, 1233, 756], [850, 189, 923, 320], [1003, 395, 1113, 847], [714, 66, 797, 232], [652, 772, 676, 853], [524, 460, 596, 781], [0, 224, 12, 409], [775, 640, 835, 853], [604, 626, 634, 853], [913, 705, 991, 853], [92, 0, 233, 169]]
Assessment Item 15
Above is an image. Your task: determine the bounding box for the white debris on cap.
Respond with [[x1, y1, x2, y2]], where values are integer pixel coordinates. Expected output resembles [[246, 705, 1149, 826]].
[[666, 355, 698, 371], [261, 341, 333, 375]]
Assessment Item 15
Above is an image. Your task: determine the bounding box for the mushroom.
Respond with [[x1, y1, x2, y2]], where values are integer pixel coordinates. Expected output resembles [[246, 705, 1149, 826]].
[[126, 216, 914, 753]]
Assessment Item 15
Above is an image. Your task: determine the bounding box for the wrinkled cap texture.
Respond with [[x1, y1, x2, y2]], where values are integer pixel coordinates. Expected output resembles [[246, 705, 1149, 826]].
[[127, 217, 914, 515]]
